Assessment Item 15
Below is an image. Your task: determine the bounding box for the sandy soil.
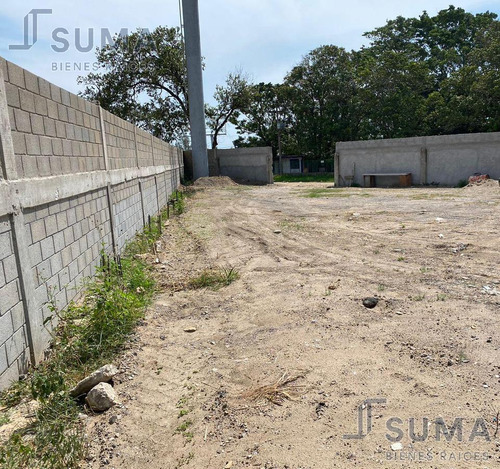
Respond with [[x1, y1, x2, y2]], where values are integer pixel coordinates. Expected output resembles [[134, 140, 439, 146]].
[[86, 181, 500, 469]]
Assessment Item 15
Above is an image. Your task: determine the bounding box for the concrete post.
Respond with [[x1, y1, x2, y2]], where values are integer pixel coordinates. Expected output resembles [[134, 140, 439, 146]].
[[134, 127, 140, 168], [334, 152, 340, 187], [105, 184, 118, 256], [420, 147, 428, 185], [0, 72, 17, 180], [151, 134, 156, 167], [98, 106, 118, 256], [154, 175, 161, 214], [98, 106, 110, 171], [181, 0, 209, 179], [138, 180, 147, 226], [0, 68, 43, 365]]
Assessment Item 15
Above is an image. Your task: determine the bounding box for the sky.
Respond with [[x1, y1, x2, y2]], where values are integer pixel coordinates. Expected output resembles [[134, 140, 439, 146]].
[[1, 0, 499, 148]]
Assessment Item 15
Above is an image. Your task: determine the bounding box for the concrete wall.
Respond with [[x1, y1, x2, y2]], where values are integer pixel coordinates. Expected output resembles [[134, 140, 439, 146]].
[[335, 132, 500, 187], [208, 147, 273, 184], [0, 57, 183, 391]]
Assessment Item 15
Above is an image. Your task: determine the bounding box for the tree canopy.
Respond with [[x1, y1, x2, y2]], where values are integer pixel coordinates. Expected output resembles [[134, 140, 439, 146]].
[[234, 6, 500, 158], [79, 27, 250, 148]]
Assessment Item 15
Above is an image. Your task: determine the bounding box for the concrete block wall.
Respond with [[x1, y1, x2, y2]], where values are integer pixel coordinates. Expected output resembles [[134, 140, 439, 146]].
[[202, 147, 274, 184], [0, 216, 29, 387], [142, 176, 160, 221], [113, 180, 143, 252], [335, 132, 500, 187], [24, 188, 112, 349], [0, 57, 183, 391], [3, 60, 104, 178], [104, 110, 137, 170]]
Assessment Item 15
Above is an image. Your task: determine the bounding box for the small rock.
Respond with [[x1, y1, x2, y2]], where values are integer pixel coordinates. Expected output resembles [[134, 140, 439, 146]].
[[224, 462, 233, 469], [86, 383, 119, 412], [109, 415, 118, 424], [391, 442, 403, 451], [184, 327, 197, 333], [273, 229, 282, 234], [362, 297, 379, 309], [70, 364, 119, 397]]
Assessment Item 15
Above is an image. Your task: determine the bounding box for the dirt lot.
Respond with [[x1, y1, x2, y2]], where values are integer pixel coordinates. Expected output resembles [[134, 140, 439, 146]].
[[87, 180, 500, 469]]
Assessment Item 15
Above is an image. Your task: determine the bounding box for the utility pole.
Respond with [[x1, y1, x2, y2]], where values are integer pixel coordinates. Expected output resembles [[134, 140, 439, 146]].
[[277, 125, 283, 175], [181, 0, 209, 179], [277, 112, 285, 176]]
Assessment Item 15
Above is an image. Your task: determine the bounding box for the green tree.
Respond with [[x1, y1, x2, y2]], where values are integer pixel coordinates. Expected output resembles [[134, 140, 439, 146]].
[[467, 21, 500, 131], [233, 82, 296, 156], [205, 72, 251, 149], [361, 6, 499, 136], [79, 27, 251, 149], [284, 45, 357, 158], [79, 27, 189, 144]]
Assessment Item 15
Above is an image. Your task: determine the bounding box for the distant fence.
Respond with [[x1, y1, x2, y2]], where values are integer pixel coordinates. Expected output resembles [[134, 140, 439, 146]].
[[335, 132, 500, 187], [0, 57, 183, 390]]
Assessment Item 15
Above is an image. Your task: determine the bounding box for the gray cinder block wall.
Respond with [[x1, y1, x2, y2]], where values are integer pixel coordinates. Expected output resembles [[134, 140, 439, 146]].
[[335, 132, 500, 187], [183, 147, 274, 184], [0, 57, 183, 391], [209, 147, 273, 184]]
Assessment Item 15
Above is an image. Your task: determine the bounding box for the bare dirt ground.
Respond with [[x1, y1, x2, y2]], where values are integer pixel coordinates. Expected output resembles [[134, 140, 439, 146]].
[[86, 180, 500, 469]]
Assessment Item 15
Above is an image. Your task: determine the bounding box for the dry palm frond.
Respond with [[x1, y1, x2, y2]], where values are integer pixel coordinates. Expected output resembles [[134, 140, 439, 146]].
[[241, 373, 308, 406]]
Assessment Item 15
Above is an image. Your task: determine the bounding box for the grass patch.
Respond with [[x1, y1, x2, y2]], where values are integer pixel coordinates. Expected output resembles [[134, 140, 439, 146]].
[[189, 267, 239, 290], [279, 218, 305, 231], [172, 191, 186, 215], [274, 173, 334, 183], [175, 420, 194, 441], [175, 420, 193, 433], [410, 192, 460, 200], [0, 412, 9, 426], [412, 294, 426, 301], [301, 188, 372, 198], [0, 203, 178, 468]]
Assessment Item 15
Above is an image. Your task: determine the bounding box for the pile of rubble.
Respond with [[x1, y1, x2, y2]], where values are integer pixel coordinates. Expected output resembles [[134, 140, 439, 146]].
[[70, 364, 120, 412]]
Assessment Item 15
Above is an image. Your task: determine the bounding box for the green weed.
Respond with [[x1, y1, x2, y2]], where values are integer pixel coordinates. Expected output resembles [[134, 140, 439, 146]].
[[189, 267, 239, 290], [0, 412, 9, 426], [301, 188, 372, 199]]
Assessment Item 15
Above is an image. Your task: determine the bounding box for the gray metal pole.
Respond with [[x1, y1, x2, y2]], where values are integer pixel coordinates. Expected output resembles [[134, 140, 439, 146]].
[[181, 0, 209, 179]]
